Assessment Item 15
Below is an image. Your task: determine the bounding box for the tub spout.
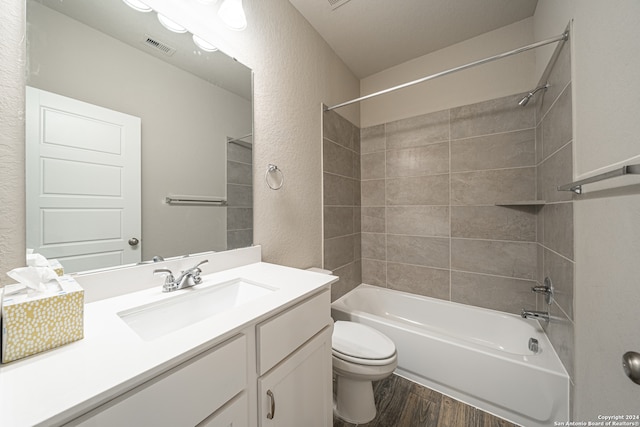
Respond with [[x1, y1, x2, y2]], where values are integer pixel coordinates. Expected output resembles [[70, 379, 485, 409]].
[[521, 309, 549, 322]]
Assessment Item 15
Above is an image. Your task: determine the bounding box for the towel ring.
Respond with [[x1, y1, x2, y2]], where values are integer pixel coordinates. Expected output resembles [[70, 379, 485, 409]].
[[265, 164, 284, 190]]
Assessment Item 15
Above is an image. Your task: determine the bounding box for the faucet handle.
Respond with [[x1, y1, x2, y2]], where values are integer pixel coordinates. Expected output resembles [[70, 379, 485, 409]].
[[193, 259, 209, 269], [190, 260, 208, 284], [154, 268, 175, 282]]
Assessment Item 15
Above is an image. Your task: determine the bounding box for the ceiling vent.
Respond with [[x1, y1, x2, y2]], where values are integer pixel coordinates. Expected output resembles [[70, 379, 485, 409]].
[[141, 34, 176, 56], [327, 0, 352, 11]]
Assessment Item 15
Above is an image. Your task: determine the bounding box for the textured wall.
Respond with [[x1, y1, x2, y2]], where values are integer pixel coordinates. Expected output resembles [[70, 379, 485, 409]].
[[0, 0, 26, 285], [360, 18, 536, 128], [322, 110, 361, 301]]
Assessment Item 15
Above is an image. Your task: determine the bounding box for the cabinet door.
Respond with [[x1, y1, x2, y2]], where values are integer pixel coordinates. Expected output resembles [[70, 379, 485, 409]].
[[258, 326, 333, 427]]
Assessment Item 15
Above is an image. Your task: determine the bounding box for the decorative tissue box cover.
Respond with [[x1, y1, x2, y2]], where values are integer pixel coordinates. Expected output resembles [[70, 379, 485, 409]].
[[1, 276, 84, 363]]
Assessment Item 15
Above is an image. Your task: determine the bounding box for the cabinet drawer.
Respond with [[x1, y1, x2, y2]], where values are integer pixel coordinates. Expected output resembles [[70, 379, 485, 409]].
[[70, 334, 247, 427], [257, 290, 330, 375], [198, 392, 248, 427]]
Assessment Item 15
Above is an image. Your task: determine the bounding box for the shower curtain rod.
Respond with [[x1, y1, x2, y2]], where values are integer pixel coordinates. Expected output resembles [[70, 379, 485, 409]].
[[325, 31, 569, 112]]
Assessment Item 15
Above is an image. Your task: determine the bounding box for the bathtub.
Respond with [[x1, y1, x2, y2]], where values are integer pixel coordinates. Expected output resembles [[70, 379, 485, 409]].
[[331, 284, 569, 427]]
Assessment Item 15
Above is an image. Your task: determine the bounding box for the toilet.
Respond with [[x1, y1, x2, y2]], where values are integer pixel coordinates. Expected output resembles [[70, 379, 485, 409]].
[[332, 320, 398, 424]]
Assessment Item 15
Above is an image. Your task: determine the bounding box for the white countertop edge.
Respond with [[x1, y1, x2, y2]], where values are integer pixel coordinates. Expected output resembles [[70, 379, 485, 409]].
[[0, 261, 338, 427]]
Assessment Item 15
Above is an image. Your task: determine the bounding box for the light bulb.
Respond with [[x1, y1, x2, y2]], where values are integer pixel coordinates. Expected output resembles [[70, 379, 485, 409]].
[[217, 0, 247, 31], [122, 0, 152, 13], [192, 35, 218, 52], [157, 13, 187, 34]]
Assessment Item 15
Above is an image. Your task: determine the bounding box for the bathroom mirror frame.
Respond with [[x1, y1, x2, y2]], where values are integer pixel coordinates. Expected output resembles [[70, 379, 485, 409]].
[[25, 0, 254, 275]]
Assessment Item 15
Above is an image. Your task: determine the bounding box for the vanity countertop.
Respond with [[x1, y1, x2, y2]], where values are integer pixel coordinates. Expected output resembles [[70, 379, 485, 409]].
[[0, 261, 337, 427]]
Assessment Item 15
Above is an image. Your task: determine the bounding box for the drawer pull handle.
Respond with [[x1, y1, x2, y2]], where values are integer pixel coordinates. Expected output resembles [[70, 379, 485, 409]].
[[266, 389, 276, 419]]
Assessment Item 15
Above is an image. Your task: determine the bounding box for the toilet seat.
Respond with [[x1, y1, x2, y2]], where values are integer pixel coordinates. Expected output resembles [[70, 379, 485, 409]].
[[332, 321, 396, 366]]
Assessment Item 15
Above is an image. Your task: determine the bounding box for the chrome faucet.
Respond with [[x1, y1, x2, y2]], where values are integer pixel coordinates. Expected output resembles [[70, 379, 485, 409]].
[[521, 309, 549, 322], [154, 260, 209, 292]]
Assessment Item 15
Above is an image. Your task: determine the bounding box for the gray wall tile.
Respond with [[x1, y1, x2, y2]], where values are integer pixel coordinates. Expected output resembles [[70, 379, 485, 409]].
[[387, 206, 449, 237], [323, 109, 358, 150], [324, 206, 354, 239], [324, 234, 355, 271], [361, 179, 385, 206], [451, 238, 537, 280], [227, 143, 252, 164], [361, 207, 385, 233], [545, 303, 575, 380], [386, 110, 449, 150], [361, 151, 386, 180], [354, 233, 361, 261], [451, 129, 535, 172], [542, 84, 572, 159], [387, 262, 450, 300], [331, 261, 360, 302], [324, 173, 356, 206], [538, 41, 572, 122], [354, 206, 361, 232], [451, 271, 536, 314], [227, 229, 252, 250], [543, 202, 574, 260], [387, 235, 450, 269], [386, 174, 449, 205], [386, 142, 449, 177], [323, 138, 354, 178], [536, 122, 543, 165], [227, 160, 252, 185], [451, 205, 536, 242], [543, 247, 574, 319], [227, 207, 253, 231], [227, 183, 252, 207], [361, 125, 385, 154], [362, 232, 386, 260], [538, 142, 573, 203], [450, 94, 535, 140], [451, 167, 535, 205], [362, 259, 386, 286]]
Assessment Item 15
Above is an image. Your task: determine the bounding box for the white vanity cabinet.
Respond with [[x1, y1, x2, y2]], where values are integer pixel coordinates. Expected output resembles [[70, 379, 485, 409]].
[[61, 288, 333, 427]]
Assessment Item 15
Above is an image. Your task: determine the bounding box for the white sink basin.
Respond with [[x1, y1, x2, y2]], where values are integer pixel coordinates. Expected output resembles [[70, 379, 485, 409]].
[[118, 278, 276, 341]]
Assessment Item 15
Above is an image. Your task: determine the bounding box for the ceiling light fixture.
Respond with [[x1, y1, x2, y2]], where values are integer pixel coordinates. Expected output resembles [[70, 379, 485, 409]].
[[217, 0, 247, 31], [192, 35, 218, 52], [122, 0, 152, 13], [157, 13, 188, 33]]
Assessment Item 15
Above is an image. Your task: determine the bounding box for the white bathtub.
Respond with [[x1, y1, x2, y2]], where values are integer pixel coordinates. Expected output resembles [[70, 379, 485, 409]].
[[331, 284, 569, 427]]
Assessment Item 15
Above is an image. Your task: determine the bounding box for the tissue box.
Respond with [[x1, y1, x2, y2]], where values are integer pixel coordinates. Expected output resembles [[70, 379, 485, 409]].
[[1, 276, 84, 363], [49, 259, 64, 277]]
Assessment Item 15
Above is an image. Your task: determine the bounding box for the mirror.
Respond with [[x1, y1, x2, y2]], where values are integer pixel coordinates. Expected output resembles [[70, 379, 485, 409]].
[[26, 0, 253, 274]]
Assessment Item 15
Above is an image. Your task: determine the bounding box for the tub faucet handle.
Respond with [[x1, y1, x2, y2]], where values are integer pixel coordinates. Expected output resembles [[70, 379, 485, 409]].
[[531, 277, 554, 304]]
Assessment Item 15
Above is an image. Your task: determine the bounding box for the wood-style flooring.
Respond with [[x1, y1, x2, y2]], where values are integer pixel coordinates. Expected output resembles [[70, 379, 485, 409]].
[[333, 374, 519, 427]]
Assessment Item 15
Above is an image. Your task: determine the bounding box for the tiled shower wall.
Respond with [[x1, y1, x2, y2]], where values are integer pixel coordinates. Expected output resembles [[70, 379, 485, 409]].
[[360, 96, 539, 314], [534, 38, 575, 383], [322, 40, 574, 384], [227, 141, 253, 249], [322, 110, 362, 301]]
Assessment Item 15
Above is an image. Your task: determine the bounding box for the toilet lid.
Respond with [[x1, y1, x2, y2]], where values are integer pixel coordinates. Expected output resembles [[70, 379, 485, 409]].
[[332, 321, 396, 360]]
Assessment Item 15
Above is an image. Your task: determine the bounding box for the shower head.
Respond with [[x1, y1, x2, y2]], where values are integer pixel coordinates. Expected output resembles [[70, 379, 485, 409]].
[[518, 83, 550, 107]]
